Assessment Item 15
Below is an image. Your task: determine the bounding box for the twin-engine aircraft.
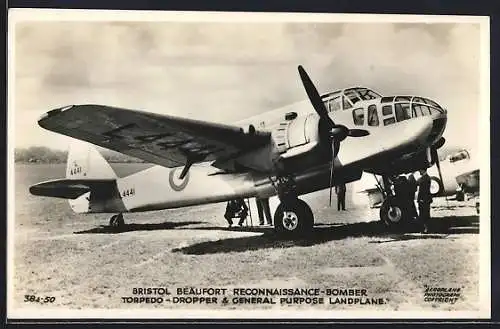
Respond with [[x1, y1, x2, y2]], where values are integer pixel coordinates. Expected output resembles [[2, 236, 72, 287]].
[[30, 66, 448, 237]]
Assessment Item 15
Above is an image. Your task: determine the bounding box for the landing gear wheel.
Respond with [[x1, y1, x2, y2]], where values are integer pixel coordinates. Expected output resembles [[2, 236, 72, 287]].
[[274, 199, 313, 238], [429, 176, 443, 197], [109, 213, 125, 230], [380, 198, 408, 231]]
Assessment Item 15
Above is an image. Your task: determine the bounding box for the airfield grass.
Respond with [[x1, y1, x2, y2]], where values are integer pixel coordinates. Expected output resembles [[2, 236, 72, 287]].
[[12, 164, 481, 312]]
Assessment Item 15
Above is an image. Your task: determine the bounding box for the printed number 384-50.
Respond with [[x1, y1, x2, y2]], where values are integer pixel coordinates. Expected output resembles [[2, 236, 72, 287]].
[[24, 295, 56, 304]]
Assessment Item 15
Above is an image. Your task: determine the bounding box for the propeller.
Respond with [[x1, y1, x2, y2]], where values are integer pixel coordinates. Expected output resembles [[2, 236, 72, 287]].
[[298, 65, 369, 206], [431, 146, 444, 193]]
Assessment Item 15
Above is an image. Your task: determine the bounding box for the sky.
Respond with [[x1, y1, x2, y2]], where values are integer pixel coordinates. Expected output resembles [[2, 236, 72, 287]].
[[11, 15, 484, 153]]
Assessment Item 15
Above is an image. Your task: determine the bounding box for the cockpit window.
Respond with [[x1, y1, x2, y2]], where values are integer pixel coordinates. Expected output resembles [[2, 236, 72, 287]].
[[367, 105, 379, 126], [381, 96, 394, 103], [395, 103, 411, 122], [321, 88, 381, 109], [356, 88, 380, 101], [412, 103, 431, 117], [395, 96, 411, 102], [344, 89, 361, 104], [422, 98, 441, 109], [343, 96, 353, 109], [328, 96, 342, 111], [352, 108, 364, 125]]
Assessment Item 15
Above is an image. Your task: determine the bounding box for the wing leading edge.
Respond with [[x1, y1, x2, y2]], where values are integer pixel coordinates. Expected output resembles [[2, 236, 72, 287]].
[[38, 105, 271, 168]]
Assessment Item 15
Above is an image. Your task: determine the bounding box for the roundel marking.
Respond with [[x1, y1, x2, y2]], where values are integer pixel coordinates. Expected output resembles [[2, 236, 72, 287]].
[[169, 167, 190, 191]]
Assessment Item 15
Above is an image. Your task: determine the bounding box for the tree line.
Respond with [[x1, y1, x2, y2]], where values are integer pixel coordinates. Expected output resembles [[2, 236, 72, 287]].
[[15, 146, 145, 164]]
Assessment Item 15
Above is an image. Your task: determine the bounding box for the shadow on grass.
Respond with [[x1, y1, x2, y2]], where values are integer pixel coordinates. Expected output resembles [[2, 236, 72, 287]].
[[173, 215, 479, 255], [74, 221, 203, 234]]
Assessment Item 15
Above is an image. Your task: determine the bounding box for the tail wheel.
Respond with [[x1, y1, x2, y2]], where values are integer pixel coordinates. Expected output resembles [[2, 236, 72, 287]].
[[274, 199, 313, 237], [109, 213, 125, 229], [429, 176, 443, 197], [380, 198, 407, 229]]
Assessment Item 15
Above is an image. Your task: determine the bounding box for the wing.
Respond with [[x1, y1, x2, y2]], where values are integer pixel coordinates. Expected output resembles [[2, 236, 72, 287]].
[[456, 169, 479, 192], [38, 105, 270, 168]]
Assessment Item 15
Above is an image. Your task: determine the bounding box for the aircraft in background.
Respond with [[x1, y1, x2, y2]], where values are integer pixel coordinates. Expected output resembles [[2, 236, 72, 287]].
[[30, 66, 448, 236], [355, 148, 479, 210]]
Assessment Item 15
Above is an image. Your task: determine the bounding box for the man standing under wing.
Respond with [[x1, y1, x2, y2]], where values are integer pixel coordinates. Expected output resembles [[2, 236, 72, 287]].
[[416, 169, 432, 233]]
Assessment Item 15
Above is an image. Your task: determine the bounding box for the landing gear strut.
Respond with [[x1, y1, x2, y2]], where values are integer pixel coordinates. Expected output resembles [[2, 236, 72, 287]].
[[272, 176, 314, 237], [109, 213, 125, 230]]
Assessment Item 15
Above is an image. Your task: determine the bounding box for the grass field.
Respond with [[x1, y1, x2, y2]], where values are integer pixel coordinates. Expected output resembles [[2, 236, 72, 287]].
[[11, 164, 483, 315]]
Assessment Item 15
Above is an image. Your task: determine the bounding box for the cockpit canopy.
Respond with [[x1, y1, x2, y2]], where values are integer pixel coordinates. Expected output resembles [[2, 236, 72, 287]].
[[321, 87, 381, 112], [349, 96, 445, 128], [320, 87, 445, 128]]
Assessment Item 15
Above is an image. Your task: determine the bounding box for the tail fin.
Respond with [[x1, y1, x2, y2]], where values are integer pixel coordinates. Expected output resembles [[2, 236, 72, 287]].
[[66, 141, 119, 213], [66, 141, 117, 180]]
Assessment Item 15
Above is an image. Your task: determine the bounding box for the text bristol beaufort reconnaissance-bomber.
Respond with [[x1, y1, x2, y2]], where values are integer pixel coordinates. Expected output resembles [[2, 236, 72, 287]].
[[123, 287, 385, 305]]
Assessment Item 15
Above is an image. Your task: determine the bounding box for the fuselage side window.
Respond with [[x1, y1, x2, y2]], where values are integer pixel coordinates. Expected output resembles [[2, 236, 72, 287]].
[[382, 105, 393, 116], [394, 103, 411, 122], [367, 105, 379, 126], [383, 117, 396, 126], [353, 108, 365, 126]]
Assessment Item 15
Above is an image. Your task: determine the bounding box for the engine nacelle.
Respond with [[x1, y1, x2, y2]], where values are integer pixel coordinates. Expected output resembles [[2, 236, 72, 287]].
[[271, 112, 321, 160], [227, 112, 323, 173]]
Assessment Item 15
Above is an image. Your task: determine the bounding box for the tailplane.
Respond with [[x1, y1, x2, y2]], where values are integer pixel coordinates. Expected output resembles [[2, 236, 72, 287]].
[[30, 141, 123, 214]]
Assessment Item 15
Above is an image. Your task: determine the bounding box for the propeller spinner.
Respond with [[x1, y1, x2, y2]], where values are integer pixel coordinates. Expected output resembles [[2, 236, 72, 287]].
[[297, 65, 369, 206]]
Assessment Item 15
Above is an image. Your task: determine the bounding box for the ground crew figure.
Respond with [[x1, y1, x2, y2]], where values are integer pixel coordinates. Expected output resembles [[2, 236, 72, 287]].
[[224, 198, 248, 227], [256, 197, 272, 226], [407, 174, 418, 220], [417, 169, 432, 233], [393, 175, 408, 201], [335, 183, 346, 211], [393, 175, 414, 220]]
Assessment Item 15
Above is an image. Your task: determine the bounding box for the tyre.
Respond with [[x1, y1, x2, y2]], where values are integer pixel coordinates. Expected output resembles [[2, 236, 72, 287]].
[[273, 199, 314, 238], [429, 176, 443, 197], [109, 214, 125, 230], [380, 198, 408, 230]]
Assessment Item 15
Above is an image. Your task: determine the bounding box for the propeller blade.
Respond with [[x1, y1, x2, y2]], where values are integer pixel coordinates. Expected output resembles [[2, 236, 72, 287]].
[[328, 139, 340, 207], [298, 65, 330, 122], [329, 141, 336, 207], [432, 147, 444, 188], [347, 129, 370, 137]]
